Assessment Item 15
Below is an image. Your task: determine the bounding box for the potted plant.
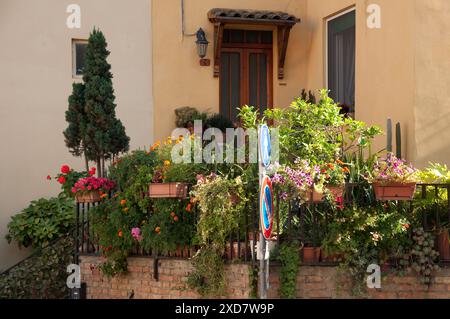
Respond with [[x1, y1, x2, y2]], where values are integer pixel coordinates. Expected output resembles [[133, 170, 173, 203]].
[[321, 160, 349, 200], [436, 225, 450, 262], [369, 153, 417, 200], [72, 176, 115, 203], [148, 162, 189, 198]]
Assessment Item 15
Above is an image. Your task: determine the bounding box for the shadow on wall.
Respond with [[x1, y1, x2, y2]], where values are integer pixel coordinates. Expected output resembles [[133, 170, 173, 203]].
[[415, 110, 450, 168]]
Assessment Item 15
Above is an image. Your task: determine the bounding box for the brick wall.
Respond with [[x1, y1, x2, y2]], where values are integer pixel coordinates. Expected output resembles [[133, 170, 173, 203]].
[[80, 256, 252, 299], [80, 256, 450, 299], [268, 265, 450, 299]]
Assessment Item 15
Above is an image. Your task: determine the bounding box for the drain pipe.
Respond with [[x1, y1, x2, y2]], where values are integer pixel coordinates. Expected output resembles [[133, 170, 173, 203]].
[[181, 0, 196, 37]]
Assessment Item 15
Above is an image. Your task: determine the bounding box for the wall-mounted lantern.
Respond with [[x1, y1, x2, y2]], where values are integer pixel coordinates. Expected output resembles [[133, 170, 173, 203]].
[[196, 28, 210, 66]]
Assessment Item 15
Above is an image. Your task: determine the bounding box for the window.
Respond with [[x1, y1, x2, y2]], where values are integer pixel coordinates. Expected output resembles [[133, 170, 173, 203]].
[[220, 30, 273, 122], [327, 10, 355, 117], [72, 40, 88, 77]]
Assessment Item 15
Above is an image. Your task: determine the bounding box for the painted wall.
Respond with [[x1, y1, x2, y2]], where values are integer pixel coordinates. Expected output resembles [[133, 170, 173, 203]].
[[0, 0, 153, 270], [303, 0, 415, 162], [153, 0, 450, 168], [152, 0, 307, 142], [414, 0, 450, 167]]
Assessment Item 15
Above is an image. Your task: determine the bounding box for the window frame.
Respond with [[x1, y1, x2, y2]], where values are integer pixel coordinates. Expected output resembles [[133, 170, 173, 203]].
[[72, 39, 88, 79], [325, 7, 356, 93]]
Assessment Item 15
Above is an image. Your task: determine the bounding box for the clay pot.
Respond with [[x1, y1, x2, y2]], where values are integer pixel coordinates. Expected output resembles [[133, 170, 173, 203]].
[[76, 190, 101, 203], [302, 247, 321, 263], [372, 182, 416, 201], [437, 230, 450, 261], [148, 182, 189, 198]]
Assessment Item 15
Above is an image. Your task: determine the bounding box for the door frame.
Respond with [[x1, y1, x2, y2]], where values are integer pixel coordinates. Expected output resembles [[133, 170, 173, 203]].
[[219, 47, 273, 118]]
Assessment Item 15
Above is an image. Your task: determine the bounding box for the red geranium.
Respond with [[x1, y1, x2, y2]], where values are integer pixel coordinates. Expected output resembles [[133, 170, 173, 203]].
[[89, 167, 96, 176], [61, 165, 70, 174], [58, 176, 67, 184]]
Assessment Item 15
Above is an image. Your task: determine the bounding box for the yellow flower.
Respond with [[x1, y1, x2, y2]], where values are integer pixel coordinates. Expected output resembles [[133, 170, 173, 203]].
[[164, 160, 171, 167]]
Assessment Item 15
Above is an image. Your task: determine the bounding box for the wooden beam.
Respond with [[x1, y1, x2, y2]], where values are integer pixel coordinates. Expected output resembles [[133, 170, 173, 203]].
[[213, 22, 224, 77], [277, 25, 292, 80]]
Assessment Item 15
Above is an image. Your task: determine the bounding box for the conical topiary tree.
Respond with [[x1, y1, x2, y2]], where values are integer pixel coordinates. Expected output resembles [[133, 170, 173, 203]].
[[64, 82, 89, 171], [81, 28, 130, 176]]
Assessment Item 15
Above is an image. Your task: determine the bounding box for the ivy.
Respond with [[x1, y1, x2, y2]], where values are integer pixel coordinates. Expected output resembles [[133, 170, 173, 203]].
[[0, 236, 73, 299]]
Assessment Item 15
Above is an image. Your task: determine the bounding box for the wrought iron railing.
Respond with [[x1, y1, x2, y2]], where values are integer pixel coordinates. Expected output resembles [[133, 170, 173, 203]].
[[75, 183, 450, 266]]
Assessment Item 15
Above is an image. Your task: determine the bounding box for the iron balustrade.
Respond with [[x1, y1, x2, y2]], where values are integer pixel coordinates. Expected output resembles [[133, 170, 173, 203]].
[[74, 183, 450, 266]]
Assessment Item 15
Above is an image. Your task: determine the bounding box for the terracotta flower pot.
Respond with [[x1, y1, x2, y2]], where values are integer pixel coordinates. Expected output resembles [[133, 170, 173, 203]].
[[148, 182, 189, 198], [321, 251, 344, 263], [327, 185, 345, 200], [305, 185, 345, 203], [373, 182, 416, 201], [225, 242, 248, 260], [75, 190, 101, 203], [305, 187, 325, 203], [302, 247, 321, 263], [437, 230, 450, 261]]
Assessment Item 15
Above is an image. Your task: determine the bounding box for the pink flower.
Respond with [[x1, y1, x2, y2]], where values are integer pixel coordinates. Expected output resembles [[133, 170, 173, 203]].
[[131, 227, 142, 241]]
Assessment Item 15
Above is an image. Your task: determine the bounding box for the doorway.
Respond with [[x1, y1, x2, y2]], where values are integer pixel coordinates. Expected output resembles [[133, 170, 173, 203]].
[[219, 29, 273, 122]]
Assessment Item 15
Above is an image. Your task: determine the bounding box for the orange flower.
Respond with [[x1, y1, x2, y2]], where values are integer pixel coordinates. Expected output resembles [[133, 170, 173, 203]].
[[170, 212, 175, 217], [100, 193, 108, 199], [343, 167, 350, 174], [155, 226, 161, 234], [190, 197, 195, 204], [327, 163, 335, 170], [173, 216, 179, 222], [120, 199, 127, 206], [123, 207, 129, 213], [186, 203, 191, 212], [113, 193, 119, 198], [336, 159, 345, 166], [118, 230, 123, 237]]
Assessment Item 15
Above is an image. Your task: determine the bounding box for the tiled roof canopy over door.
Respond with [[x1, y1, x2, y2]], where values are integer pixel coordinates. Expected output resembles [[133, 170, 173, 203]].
[[208, 8, 300, 121]]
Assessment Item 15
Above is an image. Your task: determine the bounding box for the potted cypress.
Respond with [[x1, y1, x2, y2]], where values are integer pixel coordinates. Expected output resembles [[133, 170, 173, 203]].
[[369, 153, 418, 201]]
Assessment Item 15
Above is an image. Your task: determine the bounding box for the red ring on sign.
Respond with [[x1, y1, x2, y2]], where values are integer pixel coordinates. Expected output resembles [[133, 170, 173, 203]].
[[260, 176, 273, 240]]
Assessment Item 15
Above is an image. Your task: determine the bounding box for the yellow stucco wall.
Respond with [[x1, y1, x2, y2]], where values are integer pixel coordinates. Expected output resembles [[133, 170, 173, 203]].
[[153, 0, 450, 168], [414, 0, 450, 167], [0, 0, 153, 270], [152, 0, 307, 141], [303, 0, 415, 161]]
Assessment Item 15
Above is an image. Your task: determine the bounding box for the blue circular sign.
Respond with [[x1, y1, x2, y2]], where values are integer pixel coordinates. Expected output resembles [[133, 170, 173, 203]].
[[260, 176, 274, 240], [259, 125, 271, 168]]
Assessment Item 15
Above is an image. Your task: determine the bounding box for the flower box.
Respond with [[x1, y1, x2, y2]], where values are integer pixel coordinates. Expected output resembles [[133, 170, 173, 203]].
[[302, 247, 321, 263], [372, 182, 416, 201], [75, 190, 101, 203], [327, 185, 345, 200], [437, 230, 450, 261], [305, 185, 345, 203], [305, 188, 324, 203], [148, 182, 189, 198]]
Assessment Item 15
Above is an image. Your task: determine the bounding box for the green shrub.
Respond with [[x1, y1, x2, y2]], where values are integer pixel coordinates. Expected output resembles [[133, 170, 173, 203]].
[[0, 236, 73, 299], [6, 195, 74, 249], [174, 106, 207, 128]]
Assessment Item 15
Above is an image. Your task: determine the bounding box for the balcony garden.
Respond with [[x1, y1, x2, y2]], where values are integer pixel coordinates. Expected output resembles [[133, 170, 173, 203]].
[[1, 29, 449, 299], [57, 91, 450, 298]]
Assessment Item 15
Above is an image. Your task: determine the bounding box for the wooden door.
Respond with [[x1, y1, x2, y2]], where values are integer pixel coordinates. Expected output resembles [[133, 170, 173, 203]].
[[219, 30, 273, 122]]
